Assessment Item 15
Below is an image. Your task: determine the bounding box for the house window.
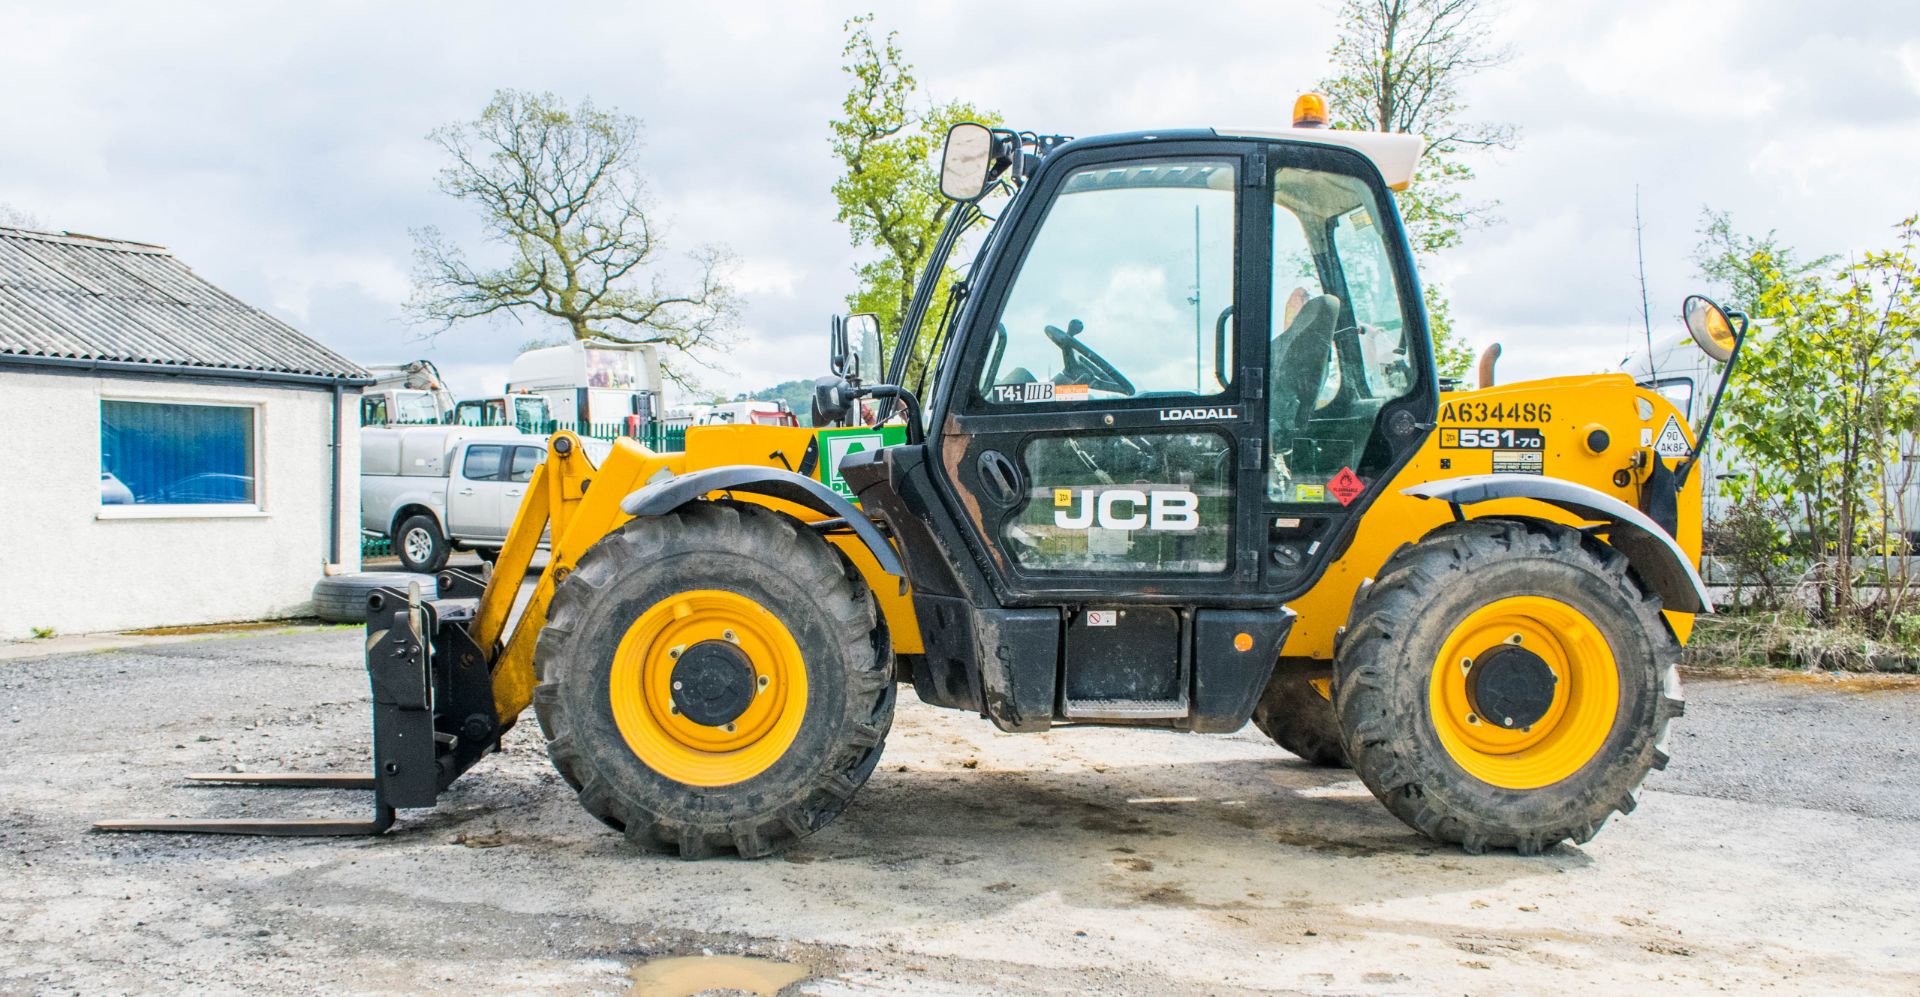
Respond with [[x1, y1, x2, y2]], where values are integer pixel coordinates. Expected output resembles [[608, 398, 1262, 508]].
[[100, 400, 257, 506]]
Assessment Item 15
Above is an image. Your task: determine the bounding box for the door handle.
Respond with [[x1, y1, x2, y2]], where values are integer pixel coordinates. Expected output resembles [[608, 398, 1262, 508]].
[[976, 450, 1023, 507], [457, 488, 474, 496]]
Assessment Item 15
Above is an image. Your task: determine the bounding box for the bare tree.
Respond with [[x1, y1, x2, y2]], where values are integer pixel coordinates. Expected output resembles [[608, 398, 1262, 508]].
[[408, 90, 738, 388]]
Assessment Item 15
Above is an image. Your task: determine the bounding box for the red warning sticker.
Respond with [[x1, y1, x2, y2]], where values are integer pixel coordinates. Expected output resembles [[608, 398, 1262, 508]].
[[1327, 467, 1366, 506]]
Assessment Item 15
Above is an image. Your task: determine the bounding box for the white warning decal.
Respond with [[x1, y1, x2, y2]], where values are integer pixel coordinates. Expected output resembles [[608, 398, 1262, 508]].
[[1653, 414, 1691, 459]]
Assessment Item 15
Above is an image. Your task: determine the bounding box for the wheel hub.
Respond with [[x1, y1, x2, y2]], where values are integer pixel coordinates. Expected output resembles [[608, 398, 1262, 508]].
[[1466, 644, 1558, 730], [669, 640, 757, 728]]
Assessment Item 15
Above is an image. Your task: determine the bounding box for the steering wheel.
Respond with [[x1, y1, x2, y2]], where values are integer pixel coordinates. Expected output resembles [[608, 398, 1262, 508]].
[[1043, 319, 1135, 397]]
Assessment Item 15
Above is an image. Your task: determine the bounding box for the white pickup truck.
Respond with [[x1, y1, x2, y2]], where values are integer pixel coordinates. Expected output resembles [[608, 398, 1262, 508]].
[[361, 427, 607, 572]]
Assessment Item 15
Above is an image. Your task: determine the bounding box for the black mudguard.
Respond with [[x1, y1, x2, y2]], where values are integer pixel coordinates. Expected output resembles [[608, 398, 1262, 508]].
[[620, 466, 905, 579], [1404, 473, 1712, 614]]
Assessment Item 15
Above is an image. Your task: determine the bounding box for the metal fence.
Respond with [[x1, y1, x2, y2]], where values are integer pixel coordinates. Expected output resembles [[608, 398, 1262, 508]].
[[359, 418, 691, 560]]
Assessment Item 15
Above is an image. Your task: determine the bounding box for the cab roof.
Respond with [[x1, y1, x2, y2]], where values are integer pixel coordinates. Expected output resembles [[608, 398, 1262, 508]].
[[1043, 127, 1424, 192], [1216, 127, 1423, 190]]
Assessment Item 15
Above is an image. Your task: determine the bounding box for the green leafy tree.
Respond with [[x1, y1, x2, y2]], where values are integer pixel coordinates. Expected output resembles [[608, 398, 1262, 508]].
[[829, 15, 999, 385], [1710, 215, 1920, 624], [1691, 209, 1837, 319], [409, 89, 738, 388], [1318, 0, 1516, 380]]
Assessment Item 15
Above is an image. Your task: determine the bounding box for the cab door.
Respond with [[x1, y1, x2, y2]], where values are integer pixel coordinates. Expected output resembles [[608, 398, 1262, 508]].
[[447, 443, 508, 540], [926, 141, 1271, 718], [501, 444, 543, 527], [935, 143, 1267, 598]]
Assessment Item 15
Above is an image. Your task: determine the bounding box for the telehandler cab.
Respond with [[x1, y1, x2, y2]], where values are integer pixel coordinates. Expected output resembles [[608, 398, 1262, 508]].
[[104, 96, 1746, 857]]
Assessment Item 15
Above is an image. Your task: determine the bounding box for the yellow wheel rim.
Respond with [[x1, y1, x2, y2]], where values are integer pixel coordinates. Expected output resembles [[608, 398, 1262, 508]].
[[607, 589, 809, 787], [1427, 596, 1619, 790]]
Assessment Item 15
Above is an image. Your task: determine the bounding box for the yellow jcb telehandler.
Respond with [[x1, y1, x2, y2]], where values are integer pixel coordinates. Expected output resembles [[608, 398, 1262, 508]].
[[103, 96, 1747, 857]]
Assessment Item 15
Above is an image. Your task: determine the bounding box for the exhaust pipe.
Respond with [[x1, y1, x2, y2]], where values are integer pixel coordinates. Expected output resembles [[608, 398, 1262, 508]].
[[1476, 343, 1502, 389]]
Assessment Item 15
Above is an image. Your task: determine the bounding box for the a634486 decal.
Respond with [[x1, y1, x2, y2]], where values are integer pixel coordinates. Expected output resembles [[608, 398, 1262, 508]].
[[1439, 400, 1552, 423]]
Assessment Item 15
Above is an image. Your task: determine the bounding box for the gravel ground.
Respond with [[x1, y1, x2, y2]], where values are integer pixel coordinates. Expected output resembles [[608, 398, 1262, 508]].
[[2, 628, 1917, 995]]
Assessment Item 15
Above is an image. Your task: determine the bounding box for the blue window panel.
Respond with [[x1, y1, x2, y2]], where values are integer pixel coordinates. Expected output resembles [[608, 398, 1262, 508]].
[[100, 400, 256, 505]]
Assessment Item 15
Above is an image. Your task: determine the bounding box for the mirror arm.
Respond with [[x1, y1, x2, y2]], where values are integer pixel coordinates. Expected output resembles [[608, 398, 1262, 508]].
[[1674, 326, 1746, 489], [859, 384, 924, 446]]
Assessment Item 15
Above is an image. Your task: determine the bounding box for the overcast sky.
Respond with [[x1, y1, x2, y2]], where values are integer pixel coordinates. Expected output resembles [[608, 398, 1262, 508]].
[[3, 0, 1917, 402]]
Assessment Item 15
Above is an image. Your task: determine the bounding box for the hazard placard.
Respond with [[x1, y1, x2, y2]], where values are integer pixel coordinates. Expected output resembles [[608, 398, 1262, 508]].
[[1327, 467, 1366, 506], [1653, 415, 1691, 459]]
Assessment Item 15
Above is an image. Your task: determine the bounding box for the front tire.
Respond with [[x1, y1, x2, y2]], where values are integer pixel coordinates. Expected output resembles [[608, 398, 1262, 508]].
[[1334, 519, 1683, 855], [533, 501, 893, 858]]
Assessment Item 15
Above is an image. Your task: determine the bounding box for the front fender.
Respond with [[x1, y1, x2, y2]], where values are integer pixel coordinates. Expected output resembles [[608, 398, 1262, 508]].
[[1404, 473, 1711, 614], [620, 466, 905, 578]]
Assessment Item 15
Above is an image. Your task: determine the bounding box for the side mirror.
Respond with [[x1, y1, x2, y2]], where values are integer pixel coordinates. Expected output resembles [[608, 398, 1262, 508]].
[[828, 314, 849, 376], [940, 122, 996, 202], [845, 313, 881, 382], [830, 312, 883, 382], [1683, 294, 1742, 363]]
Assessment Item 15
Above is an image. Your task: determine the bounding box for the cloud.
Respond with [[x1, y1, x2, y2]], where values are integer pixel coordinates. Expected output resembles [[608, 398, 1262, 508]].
[[2, 0, 1916, 407]]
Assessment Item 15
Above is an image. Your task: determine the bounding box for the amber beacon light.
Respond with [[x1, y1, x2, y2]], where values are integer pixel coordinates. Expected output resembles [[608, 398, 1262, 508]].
[[1292, 92, 1330, 128]]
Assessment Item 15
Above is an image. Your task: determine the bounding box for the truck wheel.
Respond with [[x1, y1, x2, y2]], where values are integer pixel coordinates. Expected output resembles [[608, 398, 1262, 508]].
[[394, 514, 449, 573], [1251, 660, 1348, 767], [1334, 519, 1683, 855], [533, 501, 893, 859]]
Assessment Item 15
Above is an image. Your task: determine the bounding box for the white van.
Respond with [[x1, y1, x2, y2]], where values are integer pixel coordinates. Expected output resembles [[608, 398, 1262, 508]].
[[506, 338, 663, 429]]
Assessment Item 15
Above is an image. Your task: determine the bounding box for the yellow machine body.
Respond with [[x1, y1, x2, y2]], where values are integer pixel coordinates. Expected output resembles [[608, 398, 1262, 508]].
[[479, 425, 925, 722], [480, 372, 1698, 726]]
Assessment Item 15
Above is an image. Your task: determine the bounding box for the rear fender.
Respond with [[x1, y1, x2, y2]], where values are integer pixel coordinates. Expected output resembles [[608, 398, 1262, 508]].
[[621, 466, 905, 579], [1404, 473, 1711, 614]]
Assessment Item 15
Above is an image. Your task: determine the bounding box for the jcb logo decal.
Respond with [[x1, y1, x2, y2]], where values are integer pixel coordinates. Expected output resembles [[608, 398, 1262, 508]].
[[1053, 488, 1199, 532]]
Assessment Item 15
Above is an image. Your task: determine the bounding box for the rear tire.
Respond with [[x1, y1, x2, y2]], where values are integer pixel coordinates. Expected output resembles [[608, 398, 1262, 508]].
[[1251, 659, 1348, 767], [533, 501, 893, 859], [1334, 519, 1683, 855]]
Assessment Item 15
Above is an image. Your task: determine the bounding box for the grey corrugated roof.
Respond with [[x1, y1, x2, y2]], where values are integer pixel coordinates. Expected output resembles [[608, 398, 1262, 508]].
[[0, 225, 369, 381]]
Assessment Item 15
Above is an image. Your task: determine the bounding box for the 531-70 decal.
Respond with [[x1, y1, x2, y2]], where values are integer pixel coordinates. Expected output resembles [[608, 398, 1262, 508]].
[[1441, 427, 1544, 450]]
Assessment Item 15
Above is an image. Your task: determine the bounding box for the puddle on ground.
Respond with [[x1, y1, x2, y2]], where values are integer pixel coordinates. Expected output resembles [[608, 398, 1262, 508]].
[[627, 954, 812, 996]]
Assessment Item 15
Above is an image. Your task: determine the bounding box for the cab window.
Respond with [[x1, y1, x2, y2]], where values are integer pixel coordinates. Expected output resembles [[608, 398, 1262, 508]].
[[1267, 165, 1414, 504], [462, 445, 504, 481], [977, 159, 1237, 404], [508, 446, 543, 483]]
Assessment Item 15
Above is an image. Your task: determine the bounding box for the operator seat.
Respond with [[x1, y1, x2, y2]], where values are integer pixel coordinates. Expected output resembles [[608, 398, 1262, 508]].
[[1269, 293, 1341, 440]]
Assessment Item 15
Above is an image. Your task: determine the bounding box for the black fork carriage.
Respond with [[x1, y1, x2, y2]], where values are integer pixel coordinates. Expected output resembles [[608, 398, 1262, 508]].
[[94, 570, 505, 837]]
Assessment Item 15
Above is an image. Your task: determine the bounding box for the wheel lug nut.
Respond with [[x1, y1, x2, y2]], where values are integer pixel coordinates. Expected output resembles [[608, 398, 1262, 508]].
[[671, 680, 682, 690], [669, 705, 679, 715], [723, 629, 738, 643], [1466, 714, 1480, 725], [757, 675, 770, 690], [1460, 657, 1473, 673], [668, 645, 684, 659], [1506, 633, 1524, 645], [723, 722, 736, 733]]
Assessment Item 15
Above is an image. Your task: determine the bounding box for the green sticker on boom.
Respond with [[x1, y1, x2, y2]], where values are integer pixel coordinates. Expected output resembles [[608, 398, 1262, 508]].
[[815, 425, 907, 499]]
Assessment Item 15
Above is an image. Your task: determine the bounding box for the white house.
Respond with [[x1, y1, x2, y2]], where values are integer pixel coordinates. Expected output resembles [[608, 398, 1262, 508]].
[[0, 225, 370, 640]]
